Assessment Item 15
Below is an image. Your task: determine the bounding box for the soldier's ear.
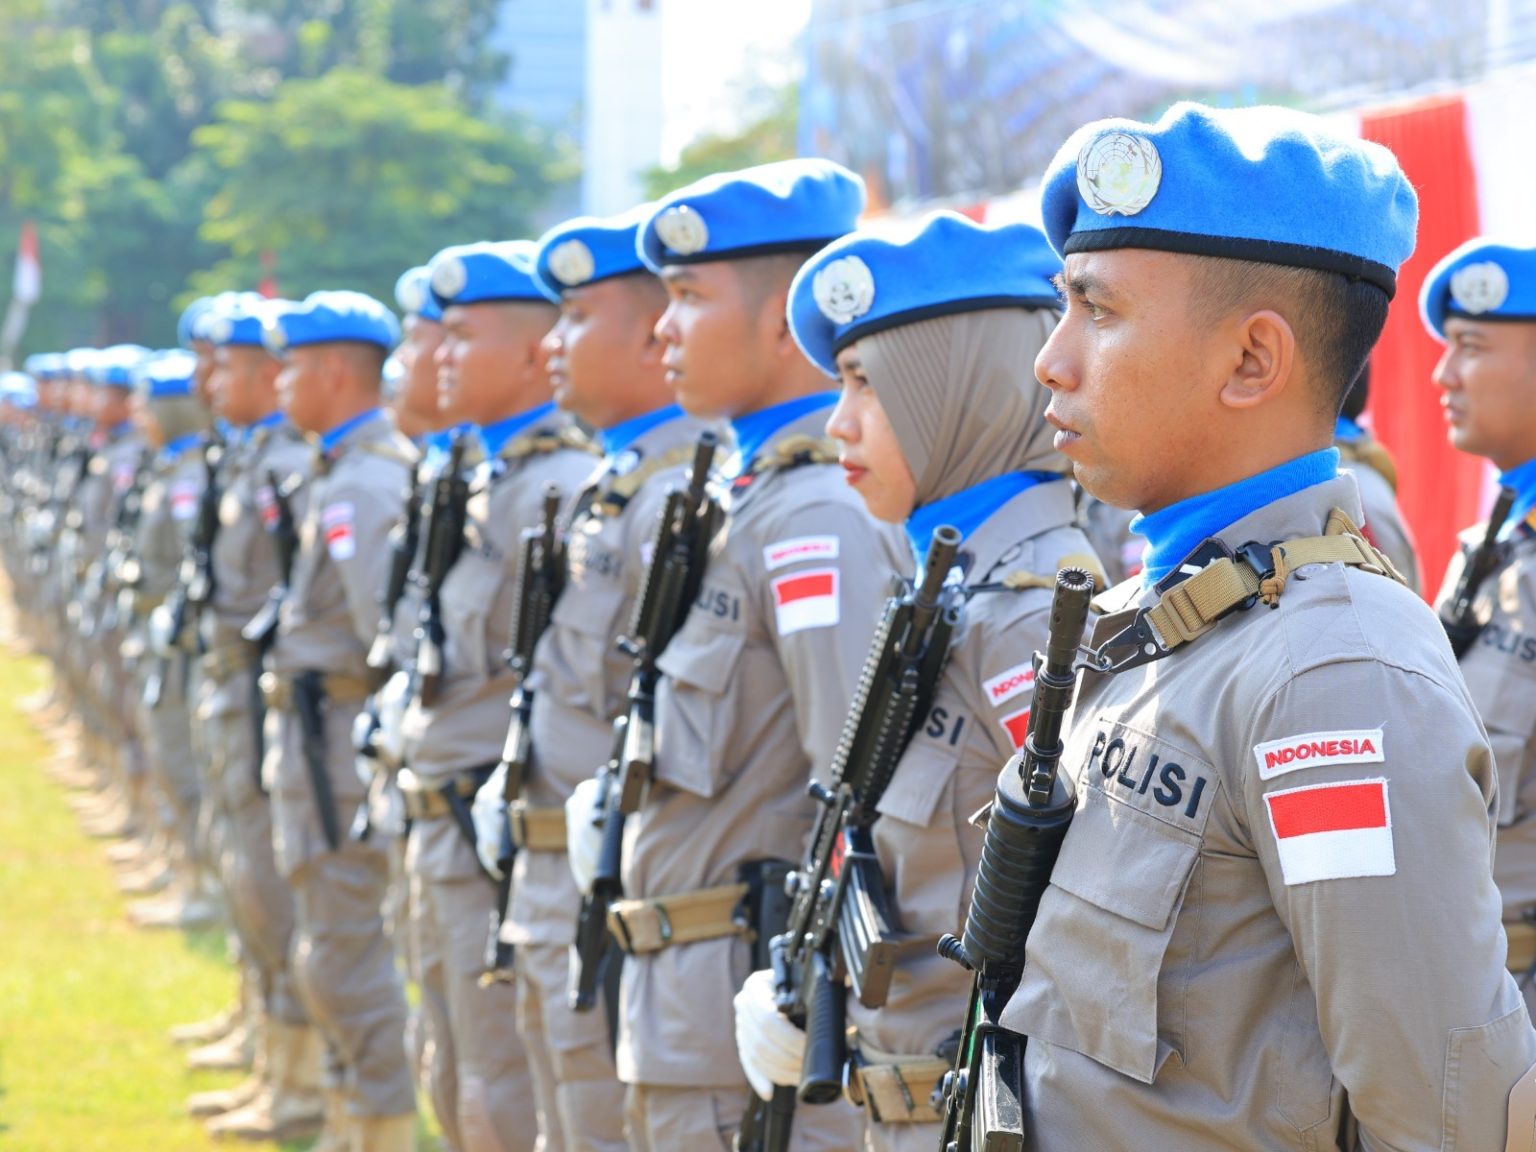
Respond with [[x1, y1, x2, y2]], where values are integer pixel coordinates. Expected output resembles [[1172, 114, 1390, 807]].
[[1218, 308, 1295, 412]]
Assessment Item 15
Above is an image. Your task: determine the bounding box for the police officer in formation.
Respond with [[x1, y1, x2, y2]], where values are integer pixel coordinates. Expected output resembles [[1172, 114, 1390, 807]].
[[4, 96, 1534, 1152]]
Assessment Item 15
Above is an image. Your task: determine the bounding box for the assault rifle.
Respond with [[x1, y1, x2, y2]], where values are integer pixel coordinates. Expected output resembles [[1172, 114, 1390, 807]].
[[365, 461, 426, 692], [738, 527, 964, 1152], [91, 446, 153, 635], [570, 430, 722, 1012], [1441, 486, 1516, 659], [935, 567, 1095, 1152], [484, 485, 567, 982], [412, 434, 470, 709]]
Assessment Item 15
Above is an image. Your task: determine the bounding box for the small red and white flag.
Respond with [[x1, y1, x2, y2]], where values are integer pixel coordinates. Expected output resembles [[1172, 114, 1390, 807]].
[[12, 221, 40, 306], [1264, 778, 1395, 886], [322, 501, 356, 561], [257, 485, 278, 529], [999, 707, 1031, 749], [112, 462, 136, 493], [771, 567, 839, 635], [170, 479, 200, 521], [763, 534, 840, 571], [984, 662, 1035, 707]]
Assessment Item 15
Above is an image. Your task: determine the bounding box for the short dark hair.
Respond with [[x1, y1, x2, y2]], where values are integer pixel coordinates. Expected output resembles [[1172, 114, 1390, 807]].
[[1186, 255, 1390, 416], [731, 249, 824, 314], [1340, 357, 1370, 421]]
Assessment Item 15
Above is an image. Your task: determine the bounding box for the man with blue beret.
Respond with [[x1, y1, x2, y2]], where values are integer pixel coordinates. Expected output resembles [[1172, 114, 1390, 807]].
[[1423, 239, 1536, 1022], [390, 265, 449, 444], [259, 290, 419, 1152], [177, 293, 332, 1141], [594, 158, 899, 1151], [124, 350, 220, 935], [975, 102, 1536, 1149], [383, 239, 596, 1152], [731, 211, 1102, 1150], [467, 206, 713, 1152]]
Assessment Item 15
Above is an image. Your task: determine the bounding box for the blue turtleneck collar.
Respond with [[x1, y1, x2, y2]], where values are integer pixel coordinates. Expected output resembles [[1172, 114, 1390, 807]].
[[1133, 448, 1340, 588], [108, 419, 134, 440], [727, 393, 837, 477], [601, 404, 684, 458], [1499, 457, 1536, 540], [1334, 415, 1365, 443], [480, 402, 556, 460], [160, 432, 202, 463], [905, 471, 1063, 568], [319, 407, 384, 455]]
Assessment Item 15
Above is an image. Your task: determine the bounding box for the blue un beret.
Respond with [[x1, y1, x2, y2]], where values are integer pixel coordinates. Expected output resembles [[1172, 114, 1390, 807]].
[[202, 293, 280, 348], [262, 290, 400, 354], [135, 350, 198, 400], [637, 159, 865, 273], [178, 297, 218, 348], [1041, 102, 1418, 298], [788, 211, 1062, 377], [23, 353, 65, 381], [532, 206, 653, 302], [1, 371, 38, 409], [1420, 238, 1536, 340], [395, 266, 443, 324], [91, 345, 152, 388], [64, 348, 100, 379], [429, 241, 546, 308]]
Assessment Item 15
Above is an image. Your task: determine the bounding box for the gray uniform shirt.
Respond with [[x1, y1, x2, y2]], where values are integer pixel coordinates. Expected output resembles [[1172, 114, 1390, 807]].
[[617, 406, 909, 1088], [1003, 475, 1535, 1150]]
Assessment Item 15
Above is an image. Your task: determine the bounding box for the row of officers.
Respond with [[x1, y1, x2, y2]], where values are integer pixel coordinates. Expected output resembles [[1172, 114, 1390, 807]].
[[4, 100, 1536, 1152]]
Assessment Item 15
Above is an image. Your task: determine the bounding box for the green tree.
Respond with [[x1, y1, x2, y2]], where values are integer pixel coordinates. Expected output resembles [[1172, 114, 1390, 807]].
[[190, 68, 570, 306], [641, 82, 798, 201]]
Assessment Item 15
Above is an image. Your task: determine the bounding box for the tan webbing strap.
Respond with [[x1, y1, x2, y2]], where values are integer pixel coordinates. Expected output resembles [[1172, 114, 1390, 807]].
[[1337, 436, 1400, 493], [508, 800, 567, 851], [596, 444, 695, 515], [846, 1039, 949, 1124], [999, 552, 1108, 594], [764, 433, 840, 470], [1508, 1057, 1536, 1152], [606, 883, 750, 955], [1141, 507, 1402, 653], [356, 439, 418, 469]]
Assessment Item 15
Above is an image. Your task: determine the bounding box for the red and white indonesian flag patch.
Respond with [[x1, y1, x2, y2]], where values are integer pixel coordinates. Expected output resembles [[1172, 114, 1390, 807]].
[[1253, 728, 1384, 780], [771, 567, 839, 635], [999, 707, 1032, 749], [321, 501, 356, 561], [257, 485, 278, 529], [1264, 778, 1395, 886], [170, 479, 200, 521]]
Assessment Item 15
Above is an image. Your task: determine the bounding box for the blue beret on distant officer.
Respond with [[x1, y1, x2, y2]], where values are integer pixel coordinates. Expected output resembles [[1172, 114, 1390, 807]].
[[23, 352, 63, 381], [1, 371, 38, 408], [788, 211, 1061, 377], [428, 241, 545, 309], [1040, 101, 1418, 297], [395, 265, 442, 323], [532, 205, 653, 302], [202, 292, 283, 348], [134, 350, 198, 400], [261, 290, 401, 354], [178, 297, 217, 348], [637, 158, 865, 273], [91, 344, 152, 388], [1419, 238, 1536, 340], [64, 348, 100, 379]]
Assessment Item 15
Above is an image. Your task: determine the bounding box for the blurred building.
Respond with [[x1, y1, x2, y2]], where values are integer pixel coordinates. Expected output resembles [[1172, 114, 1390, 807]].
[[583, 0, 664, 214]]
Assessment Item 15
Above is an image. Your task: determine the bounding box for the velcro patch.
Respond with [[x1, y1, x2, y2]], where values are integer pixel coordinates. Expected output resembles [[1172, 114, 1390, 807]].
[[763, 535, 840, 571], [771, 567, 839, 635], [321, 501, 355, 561], [1253, 728, 1384, 780], [984, 662, 1035, 708], [1264, 778, 1394, 886]]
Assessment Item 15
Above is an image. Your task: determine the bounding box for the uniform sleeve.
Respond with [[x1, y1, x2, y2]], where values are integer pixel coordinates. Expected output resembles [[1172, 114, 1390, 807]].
[[759, 499, 905, 773], [320, 465, 408, 648], [1242, 658, 1536, 1148]]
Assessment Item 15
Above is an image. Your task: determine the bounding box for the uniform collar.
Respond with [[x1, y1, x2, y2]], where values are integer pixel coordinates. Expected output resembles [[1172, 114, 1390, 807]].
[[478, 402, 556, 460], [905, 471, 1064, 567], [1499, 456, 1536, 540], [726, 392, 836, 479], [1133, 448, 1341, 587], [160, 431, 202, 464], [601, 403, 683, 458], [319, 407, 385, 455]]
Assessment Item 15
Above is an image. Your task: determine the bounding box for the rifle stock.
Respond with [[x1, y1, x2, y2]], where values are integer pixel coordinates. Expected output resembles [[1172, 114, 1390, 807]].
[[1442, 486, 1516, 659]]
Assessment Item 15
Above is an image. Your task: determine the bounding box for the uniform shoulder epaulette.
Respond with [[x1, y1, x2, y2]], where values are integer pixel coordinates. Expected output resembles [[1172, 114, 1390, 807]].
[[503, 424, 597, 464], [972, 550, 1107, 597], [1336, 435, 1399, 493], [354, 437, 416, 469], [732, 433, 840, 495], [594, 444, 696, 517]]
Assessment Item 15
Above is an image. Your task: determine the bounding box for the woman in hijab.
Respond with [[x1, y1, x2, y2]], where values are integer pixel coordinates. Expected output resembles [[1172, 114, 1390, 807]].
[[733, 211, 1104, 1151]]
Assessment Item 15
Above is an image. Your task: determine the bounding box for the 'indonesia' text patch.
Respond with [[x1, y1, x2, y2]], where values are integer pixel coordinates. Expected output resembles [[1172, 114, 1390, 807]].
[[1264, 778, 1394, 886], [1252, 727, 1384, 780], [771, 568, 839, 635]]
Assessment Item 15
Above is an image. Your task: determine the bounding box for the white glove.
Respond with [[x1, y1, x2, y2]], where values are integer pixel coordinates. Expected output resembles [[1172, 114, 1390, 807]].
[[733, 968, 806, 1102], [374, 669, 411, 768], [472, 762, 509, 881], [565, 777, 604, 896]]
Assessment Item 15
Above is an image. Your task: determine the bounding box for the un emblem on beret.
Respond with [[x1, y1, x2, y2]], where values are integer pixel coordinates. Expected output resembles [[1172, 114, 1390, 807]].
[[548, 239, 596, 287], [431, 256, 468, 302], [1077, 132, 1162, 218], [203, 315, 234, 345], [813, 256, 876, 325], [397, 278, 427, 316], [1449, 261, 1509, 315], [654, 205, 709, 256], [261, 319, 288, 355]]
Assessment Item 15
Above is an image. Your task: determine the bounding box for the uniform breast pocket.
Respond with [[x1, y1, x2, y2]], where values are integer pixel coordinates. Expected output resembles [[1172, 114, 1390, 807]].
[[876, 737, 966, 937], [1002, 783, 1199, 1084], [442, 558, 507, 682], [549, 580, 629, 714], [653, 622, 747, 798]]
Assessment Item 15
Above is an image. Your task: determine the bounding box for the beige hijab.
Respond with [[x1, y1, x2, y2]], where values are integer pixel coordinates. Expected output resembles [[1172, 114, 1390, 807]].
[[857, 307, 1065, 506]]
